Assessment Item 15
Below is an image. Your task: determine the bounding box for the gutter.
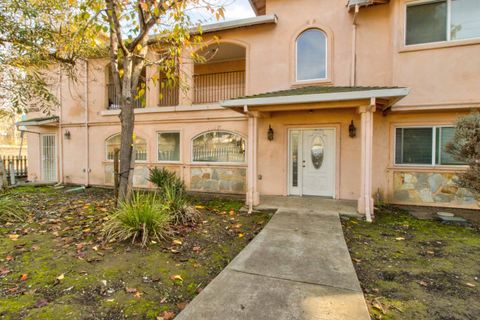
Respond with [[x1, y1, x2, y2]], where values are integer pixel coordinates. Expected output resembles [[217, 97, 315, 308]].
[[221, 88, 410, 107], [149, 15, 277, 44], [194, 14, 278, 35], [84, 60, 90, 187]]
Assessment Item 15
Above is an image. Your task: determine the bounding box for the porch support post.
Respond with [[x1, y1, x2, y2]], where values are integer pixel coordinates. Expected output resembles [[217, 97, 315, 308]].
[[247, 110, 260, 213], [179, 51, 194, 106], [357, 101, 376, 222]]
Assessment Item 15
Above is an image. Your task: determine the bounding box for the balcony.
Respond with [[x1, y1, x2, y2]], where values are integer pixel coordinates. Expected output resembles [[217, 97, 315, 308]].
[[193, 70, 245, 104], [107, 84, 144, 110]]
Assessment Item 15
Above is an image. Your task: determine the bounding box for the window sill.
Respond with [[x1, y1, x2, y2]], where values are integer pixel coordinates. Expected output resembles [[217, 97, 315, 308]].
[[399, 38, 480, 53], [388, 165, 469, 172], [290, 78, 332, 87]]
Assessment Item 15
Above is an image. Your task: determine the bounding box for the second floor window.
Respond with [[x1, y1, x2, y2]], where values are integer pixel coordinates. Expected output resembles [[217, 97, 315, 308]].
[[296, 29, 327, 81], [406, 0, 480, 46]]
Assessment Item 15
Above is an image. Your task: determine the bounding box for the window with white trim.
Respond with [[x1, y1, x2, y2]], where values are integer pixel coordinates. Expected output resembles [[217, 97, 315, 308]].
[[106, 134, 147, 161], [192, 131, 245, 163], [158, 132, 180, 162], [296, 29, 327, 81], [395, 126, 465, 165], [406, 0, 480, 46]]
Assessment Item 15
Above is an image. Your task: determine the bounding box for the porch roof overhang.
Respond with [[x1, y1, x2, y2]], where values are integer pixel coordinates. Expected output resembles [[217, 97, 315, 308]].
[[16, 116, 59, 127], [221, 86, 410, 113]]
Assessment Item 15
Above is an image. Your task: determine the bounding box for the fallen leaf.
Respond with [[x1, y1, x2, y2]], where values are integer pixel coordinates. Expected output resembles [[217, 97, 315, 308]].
[[177, 302, 187, 310], [133, 291, 143, 298], [92, 246, 99, 251], [395, 237, 405, 241], [238, 233, 245, 238], [5, 255, 14, 261], [125, 287, 138, 293], [34, 299, 49, 308], [172, 239, 183, 246], [195, 205, 205, 209], [0, 268, 10, 276], [158, 311, 175, 320], [192, 246, 201, 252], [418, 280, 428, 287], [8, 234, 19, 241], [170, 274, 183, 282], [56, 273, 65, 281], [466, 282, 476, 288], [20, 274, 28, 281]]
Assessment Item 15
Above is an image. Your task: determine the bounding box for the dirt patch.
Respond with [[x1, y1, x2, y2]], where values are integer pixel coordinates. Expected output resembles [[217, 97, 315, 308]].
[[0, 186, 273, 319], [342, 206, 480, 320]]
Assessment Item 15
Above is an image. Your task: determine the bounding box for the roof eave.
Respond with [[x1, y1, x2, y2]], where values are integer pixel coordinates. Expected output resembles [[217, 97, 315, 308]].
[[221, 88, 411, 108], [16, 116, 59, 127], [193, 14, 278, 35]]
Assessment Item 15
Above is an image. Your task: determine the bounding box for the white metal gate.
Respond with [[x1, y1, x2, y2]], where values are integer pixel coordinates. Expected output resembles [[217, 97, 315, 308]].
[[41, 134, 57, 182]]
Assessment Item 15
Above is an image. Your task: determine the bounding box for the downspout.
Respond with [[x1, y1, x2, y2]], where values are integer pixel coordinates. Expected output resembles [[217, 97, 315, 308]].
[[58, 67, 64, 184], [84, 59, 90, 187], [351, 4, 360, 87]]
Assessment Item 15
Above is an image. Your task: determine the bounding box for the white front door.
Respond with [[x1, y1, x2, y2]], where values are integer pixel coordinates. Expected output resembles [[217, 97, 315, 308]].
[[41, 134, 57, 182], [288, 128, 335, 197]]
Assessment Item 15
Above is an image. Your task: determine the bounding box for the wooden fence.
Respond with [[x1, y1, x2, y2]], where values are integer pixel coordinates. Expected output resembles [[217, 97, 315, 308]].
[[1, 155, 28, 178]]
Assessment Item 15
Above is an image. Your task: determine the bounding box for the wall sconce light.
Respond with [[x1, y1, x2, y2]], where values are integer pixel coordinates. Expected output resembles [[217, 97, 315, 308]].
[[267, 125, 274, 141], [64, 130, 71, 140], [349, 120, 356, 138]]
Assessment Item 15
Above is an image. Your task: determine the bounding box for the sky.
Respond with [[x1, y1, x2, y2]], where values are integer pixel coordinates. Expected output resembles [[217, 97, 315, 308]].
[[189, 0, 256, 24]]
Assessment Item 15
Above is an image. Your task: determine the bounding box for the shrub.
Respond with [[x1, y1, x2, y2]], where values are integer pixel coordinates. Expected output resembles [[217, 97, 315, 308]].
[[0, 196, 26, 222], [103, 193, 171, 247], [148, 168, 197, 224], [446, 111, 480, 193]]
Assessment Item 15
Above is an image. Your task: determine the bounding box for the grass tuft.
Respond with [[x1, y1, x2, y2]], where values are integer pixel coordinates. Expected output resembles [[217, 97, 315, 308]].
[[103, 192, 171, 247], [149, 168, 198, 224], [0, 195, 26, 222]]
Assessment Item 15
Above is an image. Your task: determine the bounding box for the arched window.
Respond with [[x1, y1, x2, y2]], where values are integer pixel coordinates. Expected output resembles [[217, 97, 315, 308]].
[[296, 29, 327, 81], [105, 134, 147, 161], [192, 131, 246, 163]]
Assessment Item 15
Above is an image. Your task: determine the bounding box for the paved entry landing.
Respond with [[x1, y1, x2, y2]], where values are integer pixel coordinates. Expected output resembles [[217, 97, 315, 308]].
[[176, 197, 370, 320]]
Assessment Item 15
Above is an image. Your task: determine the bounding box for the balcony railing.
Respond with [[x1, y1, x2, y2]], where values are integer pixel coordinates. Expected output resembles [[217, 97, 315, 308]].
[[159, 85, 179, 106], [107, 84, 143, 110], [193, 70, 245, 104]]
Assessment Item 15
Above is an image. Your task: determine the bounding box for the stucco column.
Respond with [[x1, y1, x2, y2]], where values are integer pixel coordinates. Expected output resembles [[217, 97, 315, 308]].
[[146, 64, 159, 108], [357, 104, 376, 222], [178, 51, 194, 106], [247, 112, 260, 212]]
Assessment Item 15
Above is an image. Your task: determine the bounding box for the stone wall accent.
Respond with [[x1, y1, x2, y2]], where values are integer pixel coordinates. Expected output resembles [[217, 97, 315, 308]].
[[392, 171, 479, 208], [190, 167, 246, 194], [104, 163, 149, 187]]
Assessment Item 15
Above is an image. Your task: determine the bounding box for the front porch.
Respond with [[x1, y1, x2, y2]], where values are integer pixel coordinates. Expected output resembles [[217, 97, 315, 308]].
[[222, 86, 410, 220]]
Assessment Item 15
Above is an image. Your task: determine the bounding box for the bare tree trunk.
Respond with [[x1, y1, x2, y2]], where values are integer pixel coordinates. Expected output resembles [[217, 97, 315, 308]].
[[117, 58, 135, 205]]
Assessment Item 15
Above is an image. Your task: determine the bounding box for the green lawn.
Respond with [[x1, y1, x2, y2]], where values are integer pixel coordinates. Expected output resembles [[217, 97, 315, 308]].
[[0, 186, 272, 319], [342, 207, 480, 320]]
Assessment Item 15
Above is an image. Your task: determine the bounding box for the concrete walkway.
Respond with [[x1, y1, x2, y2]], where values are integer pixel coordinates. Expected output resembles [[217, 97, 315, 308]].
[[176, 197, 370, 320]]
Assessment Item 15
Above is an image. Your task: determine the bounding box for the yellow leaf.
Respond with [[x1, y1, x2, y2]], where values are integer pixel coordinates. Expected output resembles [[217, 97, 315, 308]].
[[170, 274, 183, 282], [172, 239, 182, 246], [8, 234, 19, 241], [57, 273, 65, 281], [238, 233, 245, 238], [195, 205, 205, 209]]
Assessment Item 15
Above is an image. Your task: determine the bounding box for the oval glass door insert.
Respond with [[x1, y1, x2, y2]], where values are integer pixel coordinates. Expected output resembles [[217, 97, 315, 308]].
[[311, 136, 325, 169]]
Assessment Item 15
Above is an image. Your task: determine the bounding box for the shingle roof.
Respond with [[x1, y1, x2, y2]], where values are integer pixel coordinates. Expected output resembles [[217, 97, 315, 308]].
[[221, 86, 410, 109], [231, 86, 403, 100]]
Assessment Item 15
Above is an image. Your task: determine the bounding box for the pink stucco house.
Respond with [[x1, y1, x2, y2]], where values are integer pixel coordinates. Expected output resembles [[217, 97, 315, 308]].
[[20, 0, 480, 218]]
